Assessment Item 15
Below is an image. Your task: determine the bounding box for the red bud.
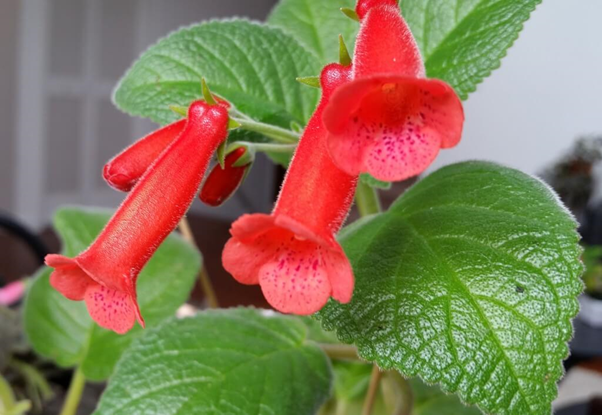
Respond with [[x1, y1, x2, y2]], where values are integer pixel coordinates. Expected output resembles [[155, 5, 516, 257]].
[[200, 146, 249, 207]]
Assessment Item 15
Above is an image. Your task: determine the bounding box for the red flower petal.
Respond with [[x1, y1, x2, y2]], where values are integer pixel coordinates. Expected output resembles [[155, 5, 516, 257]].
[[354, 4, 424, 79], [103, 119, 186, 192], [84, 284, 140, 334], [258, 243, 332, 315], [46, 254, 95, 301], [324, 75, 464, 181]]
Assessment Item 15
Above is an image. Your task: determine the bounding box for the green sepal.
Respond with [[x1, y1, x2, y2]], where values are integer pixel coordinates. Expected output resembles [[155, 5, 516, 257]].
[[290, 121, 304, 133], [339, 35, 352, 66], [296, 76, 321, 88], [168, 105, 187, 118], [226, 141, 256, 168], [201, 78, 217, 105], [340, 7, 360, 22], [216, 140, 227, 168], [228, 117, 242, 130]]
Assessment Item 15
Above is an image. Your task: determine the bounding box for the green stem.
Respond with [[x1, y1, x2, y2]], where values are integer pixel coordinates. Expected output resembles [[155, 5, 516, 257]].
[[59, 367, 86, 415], [355, 181, 382, 217], [232, 118, 300, 144], [251, 143, 297, 154]]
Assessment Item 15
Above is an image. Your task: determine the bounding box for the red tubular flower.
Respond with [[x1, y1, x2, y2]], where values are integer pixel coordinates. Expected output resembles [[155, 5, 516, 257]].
[[103, 120, 186, 192], [103, 99, 231, 192], [199, 146, 251, 207], [222, 63, 356, 315], [46, 100, 229, 334], [323, 0, 464, 182]]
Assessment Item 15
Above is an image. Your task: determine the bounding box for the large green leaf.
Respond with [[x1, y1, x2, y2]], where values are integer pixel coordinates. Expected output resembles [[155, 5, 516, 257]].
[[23, 207, 200, 381], [113, 20, 321, 127], [269, 0, 541, 99], [268, 0, 358, 64], [94, 308, 332, 415], [318, 161, 583, 415]]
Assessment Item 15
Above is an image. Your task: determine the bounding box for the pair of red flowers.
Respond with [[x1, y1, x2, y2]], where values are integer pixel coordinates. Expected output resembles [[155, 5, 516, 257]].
[[46, 0, 463, 334]]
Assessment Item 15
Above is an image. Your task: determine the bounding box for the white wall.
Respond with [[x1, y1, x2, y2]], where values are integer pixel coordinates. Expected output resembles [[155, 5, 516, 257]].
[[430, 0, 602, 176]]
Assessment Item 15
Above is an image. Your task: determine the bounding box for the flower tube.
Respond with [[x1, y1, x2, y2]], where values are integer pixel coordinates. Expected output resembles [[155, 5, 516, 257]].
[[103, 119, 186, 192], [46, 100, 229, 334], [222, 63, 356, 315], [323, 0, 464, 182]]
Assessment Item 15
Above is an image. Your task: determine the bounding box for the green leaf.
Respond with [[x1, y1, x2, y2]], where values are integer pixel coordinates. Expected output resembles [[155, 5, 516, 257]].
[[402, 0, 542, 98], [268, 0, 358, 64], [23, 207, 200, 381], [94, 308, 332, 415], [114, 20, 321, 127], [318, 161, 583, 415]]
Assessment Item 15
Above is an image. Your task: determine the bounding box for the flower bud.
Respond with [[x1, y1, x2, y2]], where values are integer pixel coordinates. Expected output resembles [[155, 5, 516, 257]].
[[200, 146, 253, 207]]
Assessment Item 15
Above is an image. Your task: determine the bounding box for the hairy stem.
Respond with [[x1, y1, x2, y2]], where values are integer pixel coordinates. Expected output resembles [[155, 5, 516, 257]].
[[251, 142, 297, 154], [362, 365, 382, 415], [232, 118, 301, 144], [355, 181, 382, 217], [59, 367, 85, 415], [178, 218, 219, 308]]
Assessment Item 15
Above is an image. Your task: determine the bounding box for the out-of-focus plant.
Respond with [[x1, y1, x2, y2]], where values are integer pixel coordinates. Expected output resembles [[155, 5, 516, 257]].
[[540, 136, 602, 217], [582, 245, 602, 299]]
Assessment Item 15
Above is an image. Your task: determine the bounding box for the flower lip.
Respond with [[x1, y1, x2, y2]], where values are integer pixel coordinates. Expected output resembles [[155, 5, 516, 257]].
[[323, 74, 464, 181], [223, 213, 353, 315], [45, 253, 145, 333]]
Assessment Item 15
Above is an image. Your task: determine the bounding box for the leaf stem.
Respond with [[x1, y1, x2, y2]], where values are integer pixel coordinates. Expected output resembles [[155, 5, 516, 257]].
[[319, 343, 361, 361], [231, 118, 300, 144], [362, 365, 382, 415], [59, 367, 85, 415], [251, 143, 297, 154], [394, 376, 413, 415], [355, 181, 382, 217], [178, 218, 219, 308]]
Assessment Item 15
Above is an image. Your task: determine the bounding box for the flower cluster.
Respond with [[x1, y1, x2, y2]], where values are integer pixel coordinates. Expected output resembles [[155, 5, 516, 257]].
[[45, 0, 463, 333]]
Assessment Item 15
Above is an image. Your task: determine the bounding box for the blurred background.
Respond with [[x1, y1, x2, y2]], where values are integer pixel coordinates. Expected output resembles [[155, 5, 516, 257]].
[[0, 0, 602, 414]]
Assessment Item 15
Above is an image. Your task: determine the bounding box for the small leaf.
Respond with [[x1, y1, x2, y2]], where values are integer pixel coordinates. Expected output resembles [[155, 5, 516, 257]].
[[114, 20, 320, 127], [268, 0, 358, 64], [94, 309, 332, 415], [319, 162, 583, 415], [23, 207, 200, 381]]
